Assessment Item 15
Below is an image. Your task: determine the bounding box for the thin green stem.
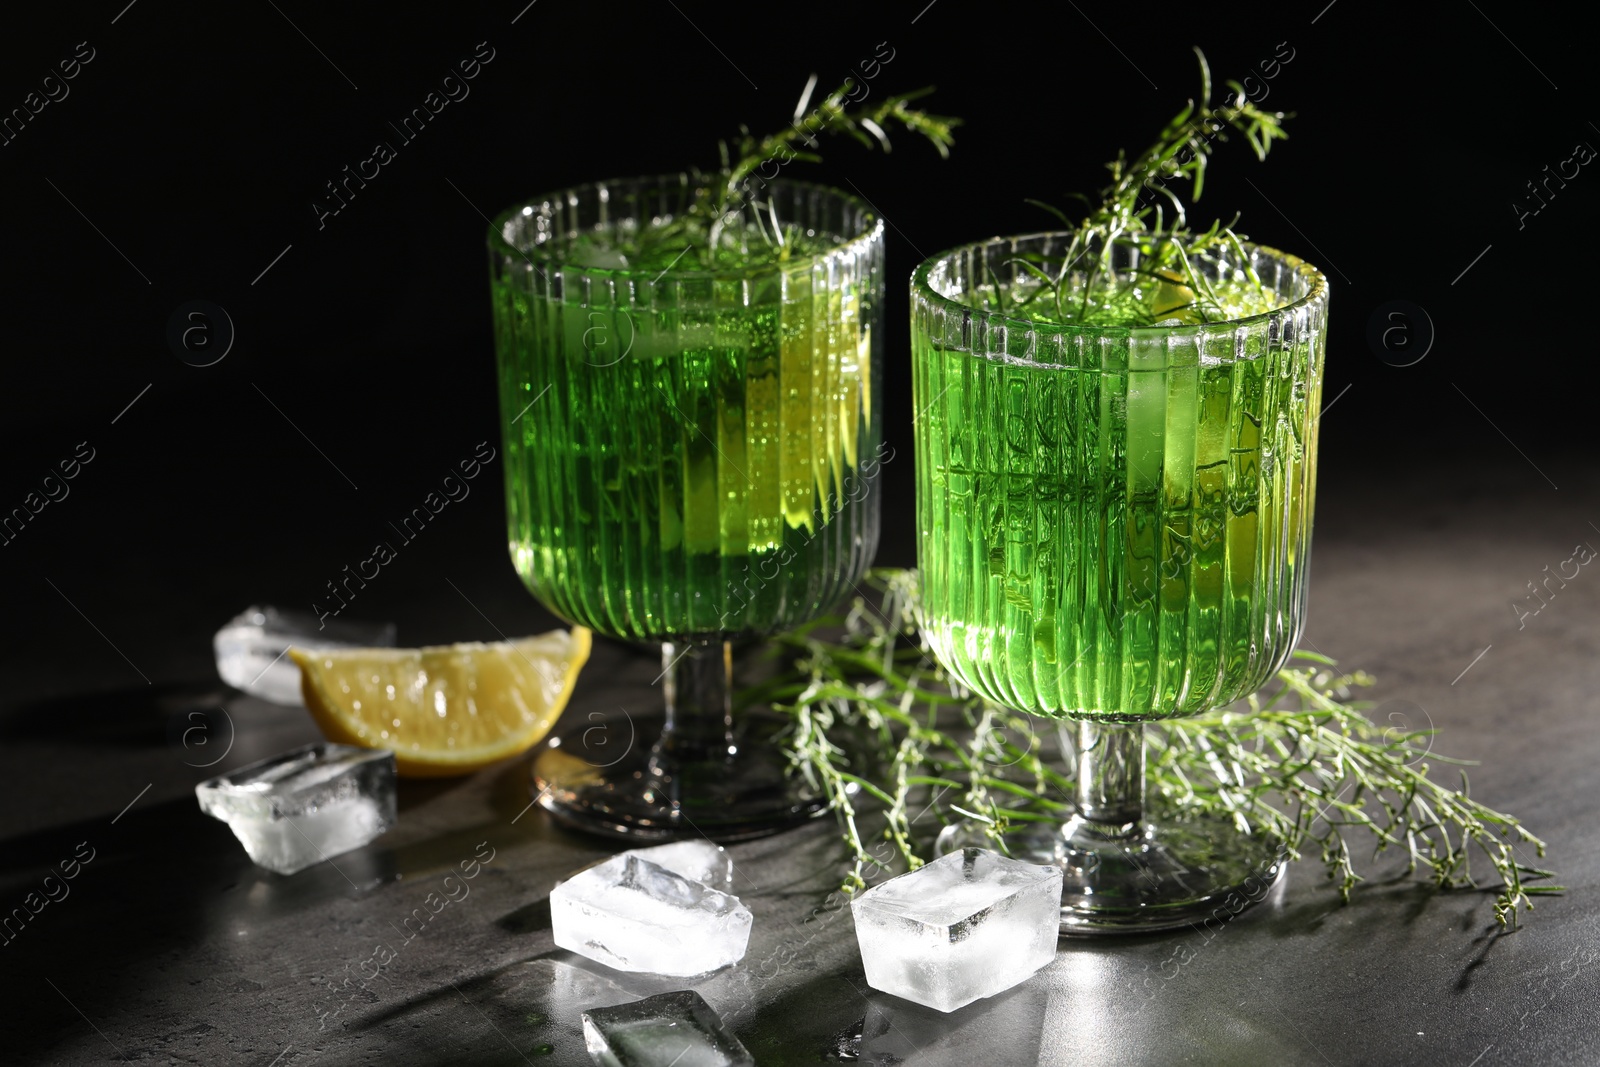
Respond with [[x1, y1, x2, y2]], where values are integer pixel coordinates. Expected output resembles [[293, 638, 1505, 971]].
[[772, 570, 1560, 925]]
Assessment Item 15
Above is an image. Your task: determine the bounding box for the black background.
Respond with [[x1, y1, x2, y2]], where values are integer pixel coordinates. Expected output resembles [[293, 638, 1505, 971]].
[[1, 0, 1593, 699]]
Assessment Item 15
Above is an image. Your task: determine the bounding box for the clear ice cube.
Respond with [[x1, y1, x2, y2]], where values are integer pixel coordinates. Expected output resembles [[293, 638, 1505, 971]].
[[569, 243, 631, 270], [624, 840, 735, 892], [195, 742, 396, 875], [551, 854, 752, 976], [582, 990, 753, 1067], [851, 847, 1062, 1012], [214, 605, 396, 706]]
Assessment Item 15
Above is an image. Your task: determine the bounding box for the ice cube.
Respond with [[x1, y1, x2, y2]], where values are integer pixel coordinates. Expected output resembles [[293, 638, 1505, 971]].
[[851, 847, 1062, 1012], [573, 248, 630, 270], [195, 742, 396, 875], [214, 605, 396, 706], [624, 840, 735, 892], [566, 234, 630, 271], [582, 990, 753, 1067], [551, 854, 752, 976]]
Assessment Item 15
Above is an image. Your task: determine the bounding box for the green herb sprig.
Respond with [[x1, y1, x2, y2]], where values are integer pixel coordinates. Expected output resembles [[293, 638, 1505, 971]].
[[614, 76, 956, 270], [752, 570, 1561, 928], [703, 75, 958, 256], [1011, 48, 1290, 326], [724, 74, 957, 200]]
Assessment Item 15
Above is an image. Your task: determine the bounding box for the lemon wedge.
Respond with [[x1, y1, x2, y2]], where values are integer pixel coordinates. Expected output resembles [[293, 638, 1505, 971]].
[[290, 628, 591, 777], [1151, 268, 1204, 324]]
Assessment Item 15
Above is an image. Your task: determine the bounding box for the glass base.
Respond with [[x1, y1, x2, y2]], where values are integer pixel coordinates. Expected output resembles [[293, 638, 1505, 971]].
[[938, 811, 1286, 935], [530, 709, 825, 843]]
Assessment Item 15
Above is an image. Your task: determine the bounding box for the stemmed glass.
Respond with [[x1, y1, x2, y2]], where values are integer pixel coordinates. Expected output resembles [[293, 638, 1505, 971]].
[[911, 233, 1328, 931], [489, 175, 884, 841]]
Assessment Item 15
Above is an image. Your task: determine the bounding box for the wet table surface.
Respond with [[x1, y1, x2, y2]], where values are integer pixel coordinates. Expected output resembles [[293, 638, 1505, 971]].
[[3, 460, 1598, 1067]]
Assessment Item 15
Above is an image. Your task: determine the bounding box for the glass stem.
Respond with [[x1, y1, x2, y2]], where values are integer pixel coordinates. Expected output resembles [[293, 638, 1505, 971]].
[[659, 640, 735, 763], [1075, 721, 1144, 835]]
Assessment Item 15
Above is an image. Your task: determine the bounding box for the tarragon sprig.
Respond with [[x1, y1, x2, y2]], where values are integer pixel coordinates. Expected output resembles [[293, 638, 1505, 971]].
[[753, 569, 1561, 927], [1013, 48, 1290, 326], [705, 75, 959, 252], [1151, 661, 1561, 927]]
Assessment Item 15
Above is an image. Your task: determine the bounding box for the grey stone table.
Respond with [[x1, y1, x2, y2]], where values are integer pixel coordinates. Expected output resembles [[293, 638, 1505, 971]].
[[3, 458, 1597, 1066]]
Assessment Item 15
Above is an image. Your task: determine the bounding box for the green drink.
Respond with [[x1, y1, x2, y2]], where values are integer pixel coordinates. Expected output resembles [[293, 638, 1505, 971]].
[[911, 233, 1328, 931], [913, 268, 1316, 720], [489, 175, 885, 840], [495, 231, 880, 642]]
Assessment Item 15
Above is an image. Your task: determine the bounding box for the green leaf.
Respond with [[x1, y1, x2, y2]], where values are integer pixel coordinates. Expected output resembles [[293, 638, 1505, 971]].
[[1025, 199, 1076, 228]]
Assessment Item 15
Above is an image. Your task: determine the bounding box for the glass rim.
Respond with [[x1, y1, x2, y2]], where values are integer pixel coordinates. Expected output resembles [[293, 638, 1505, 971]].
[[909, 230, 1330, 342], [487, 173, 885, 281]]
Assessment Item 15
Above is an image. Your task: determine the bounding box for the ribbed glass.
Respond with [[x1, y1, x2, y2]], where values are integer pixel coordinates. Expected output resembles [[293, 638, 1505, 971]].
[[491, 176, 884, 643], [911, 235, 1328, 722]]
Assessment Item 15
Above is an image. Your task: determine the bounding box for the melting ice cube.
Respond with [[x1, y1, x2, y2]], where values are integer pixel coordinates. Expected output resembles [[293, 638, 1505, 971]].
[[851, 847, 1061, 1012], [582, 990, 753, 1067], [214, 605, 396, 706], [623, 840, 735, 892], [195, 742, 396, 875], [566, 235, 631, 271], [551, 854, 752, 976]]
